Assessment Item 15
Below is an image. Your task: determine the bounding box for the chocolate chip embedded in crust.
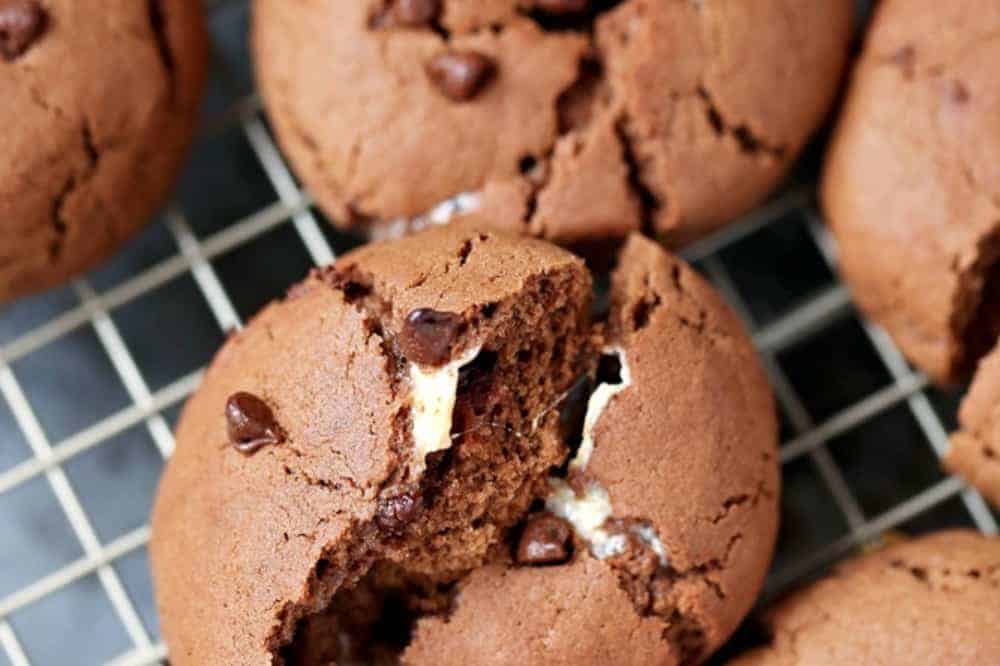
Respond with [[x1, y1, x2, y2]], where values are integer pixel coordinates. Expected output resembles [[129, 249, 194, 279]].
[[949, 80, 970, 105], [535, 0, 590, 14], [400, 308, 464, 366], [888, 44, 916, 80], [375, 491, 424, 536], [225, 392, 284, 455], [0, 0, 46, 62], [516, 513, 573, 565], [394, 0, 440, 26], [426, 51, 496, 102]]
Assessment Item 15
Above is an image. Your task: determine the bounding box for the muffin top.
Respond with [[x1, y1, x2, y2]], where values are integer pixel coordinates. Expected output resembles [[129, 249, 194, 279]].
[[730, 530, 1000, 665], [0, 0, 207, 302], [254, 0, 852, 246], [823, 0, 1000, 384]]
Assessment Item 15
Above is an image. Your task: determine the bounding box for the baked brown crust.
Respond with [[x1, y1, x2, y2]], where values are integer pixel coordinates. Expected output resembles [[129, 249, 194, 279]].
[[822, 0, 1000, 384], [0, 0, 208, 302], [405, 558, 672, 666], [253, 0, 852, 247], [729, 530, 1000, 665]]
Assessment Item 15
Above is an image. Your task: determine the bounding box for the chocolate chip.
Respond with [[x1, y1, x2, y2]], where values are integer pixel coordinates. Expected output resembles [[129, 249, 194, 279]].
[[426, 51, 495, 102], [950, 80, 970, 105], [225, 392, 284, 455], [516, 513, 573, 565], [375, 491, 423, 536], [400, 308, 464, 366], [0, 0, 46, 62], [535, 0, 589, 14], [394, 0, 439, 26], [888, 44, 916, 80]]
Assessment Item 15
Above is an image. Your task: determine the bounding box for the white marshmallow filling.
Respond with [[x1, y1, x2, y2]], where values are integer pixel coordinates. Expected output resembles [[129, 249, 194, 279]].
[[374, 192, 482, 240], [545, 348, 669, 566], [570, 346, 633, 471], [408, 346, 482, 477]]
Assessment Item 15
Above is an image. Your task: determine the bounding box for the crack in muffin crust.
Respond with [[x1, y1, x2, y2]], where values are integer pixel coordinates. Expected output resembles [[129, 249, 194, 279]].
[[255, 0, 852, 247], [0, 0, 208, 302]]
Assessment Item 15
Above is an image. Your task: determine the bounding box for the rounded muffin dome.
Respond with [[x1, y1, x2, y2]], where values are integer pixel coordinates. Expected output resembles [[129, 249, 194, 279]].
[[0, 0, 208, 303], [823, 0, 1000, 384], [253, 0, 852, 247], [730, 530, 1000, 665]]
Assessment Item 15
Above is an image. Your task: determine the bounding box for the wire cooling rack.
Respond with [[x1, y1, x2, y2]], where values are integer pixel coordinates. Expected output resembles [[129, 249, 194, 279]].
[[0, 1, 996, 664]]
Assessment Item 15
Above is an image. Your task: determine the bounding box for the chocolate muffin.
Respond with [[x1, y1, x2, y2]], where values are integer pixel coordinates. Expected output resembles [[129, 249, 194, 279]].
[[729, 530, 1000, 665], [404, 235, 779, 665], [0, 0, 207, 303], [151, 227, 779, 664], [253, 0, 852, 248], [946, 341, 1000, 507], [822, 0, 1000, 384]]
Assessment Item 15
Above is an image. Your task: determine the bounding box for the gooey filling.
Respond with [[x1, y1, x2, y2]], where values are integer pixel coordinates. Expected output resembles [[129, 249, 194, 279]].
[[408, 345, 482, 477], [544, 348, 669, 565]]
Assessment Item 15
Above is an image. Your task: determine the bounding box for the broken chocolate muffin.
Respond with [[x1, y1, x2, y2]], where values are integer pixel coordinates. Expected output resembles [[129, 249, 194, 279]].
[[151, 224, 594, 663], [150, 227, 778, 664], [822, 0, 1000, 384], [404, 235, 779, 666]]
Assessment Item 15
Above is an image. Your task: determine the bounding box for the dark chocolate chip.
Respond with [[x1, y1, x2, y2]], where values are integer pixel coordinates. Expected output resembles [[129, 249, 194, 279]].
[[0, 0, 46, 62], [889, 44, 916, 80], [375, 491, 423, 536], [400, 308, 464, 366], [225, 392, 284, 455], [394, 0, 439, 26], [950, 80, 970, 105], [426, 51, 496, 102], [516, 513, 573, 565], [535, 0, 589, 14]]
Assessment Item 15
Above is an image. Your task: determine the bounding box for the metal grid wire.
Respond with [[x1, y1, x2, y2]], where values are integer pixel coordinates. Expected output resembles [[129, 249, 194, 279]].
[[0, 1, 996, 664]]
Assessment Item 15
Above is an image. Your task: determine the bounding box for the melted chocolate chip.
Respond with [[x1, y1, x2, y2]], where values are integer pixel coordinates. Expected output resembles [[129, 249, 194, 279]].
[[375, 491, 424, 536], [426, 51, 495, 102], [0, 0, 46, 62], [400, 308, 464, 366], [535, 0, 589, 14], [225, 392, 284, 455], [394, 0, 439, 26], [516, 513, 573, 565]]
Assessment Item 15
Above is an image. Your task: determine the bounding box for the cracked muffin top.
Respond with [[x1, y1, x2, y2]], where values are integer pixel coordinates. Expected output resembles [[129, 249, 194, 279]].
[[822, 0, 1000, 385], [0, 0, 207, 303], [729, 530, 1000, 665], [252, 0, 852, 248], [150, 226, 779, 665]]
